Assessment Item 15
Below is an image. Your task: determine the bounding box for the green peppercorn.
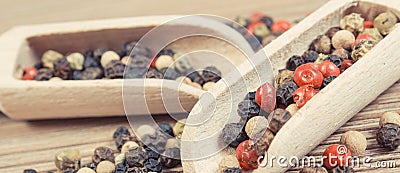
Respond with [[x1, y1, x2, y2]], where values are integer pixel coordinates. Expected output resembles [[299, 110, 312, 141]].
[[374, 12, 398, 36], [54, 148, 81, 171]]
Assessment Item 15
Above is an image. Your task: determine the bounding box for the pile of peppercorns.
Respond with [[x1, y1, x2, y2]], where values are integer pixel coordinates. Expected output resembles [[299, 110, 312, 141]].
[[22, 120, 186, 173], [227, 12, 291, 50], [21, 42, 221, 91], [219, 11, 399, 172]]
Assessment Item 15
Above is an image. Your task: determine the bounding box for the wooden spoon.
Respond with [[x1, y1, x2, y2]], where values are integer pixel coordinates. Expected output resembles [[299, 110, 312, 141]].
[[181, 0, 400, 172]]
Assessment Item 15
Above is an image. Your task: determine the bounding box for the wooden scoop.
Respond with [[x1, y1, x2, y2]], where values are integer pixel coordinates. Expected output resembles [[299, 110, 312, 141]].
[[0, 15, 253, 120], [181, 0, 400, 172]]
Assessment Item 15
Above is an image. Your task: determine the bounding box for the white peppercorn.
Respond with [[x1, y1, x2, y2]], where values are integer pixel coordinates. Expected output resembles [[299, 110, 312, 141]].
[[374, 12, 398, 35], [101, 51, 120, 68], [379, 111, 400, 127], [340, 13, 365, 34], [218, 155, 240, 173], [114, 153, 125, 165], [66, 52, 85, 70], [121, 141, 139, 154], [42, 50, 63, 69], [173, 119, 186, 139], [285, 104, 298, 116], [96, 161, 115, 173], [340, 131, 367, 156], [136, 125, 155, 138], [332, 30, 355, 50], [203, 82, 215, 91], [245, 116, 269, 139], [155, 55, 174, 71], [76, 167, 96, 173], [54, 148, 81, 171], [310, 35, 331, 54]]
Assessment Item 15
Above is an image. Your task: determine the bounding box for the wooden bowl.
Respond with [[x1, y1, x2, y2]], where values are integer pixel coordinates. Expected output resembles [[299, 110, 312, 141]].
[[0, 15, 254, 120], [181, 0, 400, 172]]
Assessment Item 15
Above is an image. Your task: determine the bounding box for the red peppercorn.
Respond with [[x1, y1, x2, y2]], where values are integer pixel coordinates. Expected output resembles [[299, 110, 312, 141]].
[[271, 20, 291, 34], [293, 85, 319, 108], [340, 59, 354, 73], [150, 57, 158, 68], [363, 21, 374, 28], [247, 21, 265, 35], [250, 12, 264, 22], [293, 63, 324, 88], [21, 67, 38, 80], [352, 33, 373, 49], [323, 144, 352, 170], [255, 82, 276, 113], [318, 60, 340, 78], [236, 140, 259, 171]]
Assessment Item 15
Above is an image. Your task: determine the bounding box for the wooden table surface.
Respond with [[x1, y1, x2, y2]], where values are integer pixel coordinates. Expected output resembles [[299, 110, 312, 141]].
[[3, 0, 399, 173]]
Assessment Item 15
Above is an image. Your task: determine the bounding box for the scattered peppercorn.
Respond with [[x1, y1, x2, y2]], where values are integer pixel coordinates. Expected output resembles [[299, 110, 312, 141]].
[[125, 146, 147, 167], [92, 146, 115, 164], [318, 60, 340, 78], [286, 55, 305, 71], [325, 27, 341, 38], [81, 67, 104, 80], [141, 131, 168, 153], [302, 50, 319, 63], [125, 67, 147, 79], [275, 69, 294, 86], [267, 108, 291, 134], [101, 51, 120, 68], [222, 123, 249, 148], [42, 50, 63, 69], [379, 112, 400, 127], [236, 140, 259, 170], [186, 71, 205, 86], [53, 57, 73, 80], [351, 39, 376, 62], [324, 54, 343, 69], [55, 148, 81, 171], [340, 131, 367, 156], [104, 60, 125, 79], [376, 123, 400, 150], [93, 48, 108, 62], [332, 30, 355, 50], [323, 144, 352, 170], [66, 52, 85, 70], [237, 98, 261, 120], [340, 13, 365, 34], [352, 33, 373, 49], [309, 35, 331, 54], [340, 60, 354, 73], [114, 163, 128, 173], [172, 119, 186, 139], [294, 63, 324, 88], [276, 81, 298, 108], [361, 28, 383, 42]]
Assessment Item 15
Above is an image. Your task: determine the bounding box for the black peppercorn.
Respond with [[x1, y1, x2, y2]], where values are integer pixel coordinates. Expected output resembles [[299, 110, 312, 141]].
[[81, 67, 104, 80], [34, 63, 43, 70], [121, 41, 151, 58], [237, 99, 260, 120], [92, 146, 115, 164], [158, 122, 174, 137], [145, 147, 160, 160], [221, 123, 249, 148], [104, 60, 125, 79], [35, 68, 53, 81], [83, 55, 101, 69], [325, 26, 341, 38], [23, 169, 37, 173], [276, 81, 298, 108], [321, 76, 337, 89], [330, 166, 355, 173], [223, 168, 243, 173], [144, 158, 162, 173], [157, 49, 175, 57], [160, 67, 181, 80], [244, 91, 256, 100], [324, 54, 343, 69], [267, 108, 292, 134], [72, 71, 82, 80], [127, 55, 151, 69], [145, 68, 163, 79], [125, 146, 147, 167], [141, 131, 168, 153], [114, 162, 129, 173], [302, 50, 319, 63], [125, 67, 147, 79], [53, 57, 73, 80], [160, 147, 181, 168], [260, 15, 274, 29], [92, 48, 108, 62], [201, 66, 222, 83], [286, 55, 305, 71], [186, 71, 205, 85], [113, 126, 134, 151], [376, 123, 400, 150], [113, 126, 131, 139]]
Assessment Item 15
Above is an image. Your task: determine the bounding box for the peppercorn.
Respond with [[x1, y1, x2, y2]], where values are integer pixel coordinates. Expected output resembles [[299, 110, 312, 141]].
[[145, 68, 163, 79], [144, 159, 162, 173], [81, 67, 104, 80], [83, 54, 101, 69], [324, 54, 343, 69], [174, 58, 193, 75], [275, 69, 294, 86], [352, 33, 373, 49], [104, 60, 125, 79], [202, 66, 222, 83], [245, 116, 269, 139], [127, 55, 151, 69], [125, 146, 147, 167], [137, 124, 155, 138], [321, 75, 337, 89], [160, 67, 181, 80], [141, 131, 168, 153], [255, 82, 276, 113], [260, 15, 274, 29], [325, 27, 341, 38], [318, 60, 340, 78], [160, 147, 181, 168], [302, 50, 319, 63], [53, 57, 73, 80], [323, 144, 352, 170], [114, 163, 129, 173], [309, 35, 331, 54], [340, 60, 354, 73], [93, 48, 108, 62], [285, 103, 298, 116], [286, 55, 305, 71], [96, 161, 115, 173], [121, 41, 151, 58], [236, 140, 259, 170], [377, 123, 400, 150], [340, 13, 365, 34], [267, 108, 291, 134], [92, 146, 115, 164], [332, 48, 350, 60], [271, 20, 291, 34], [330, 166, 355, 173], [203, 82, 216, 91], [235, 15, 250, 27], [221, 123, 248, 148], [332, 30, 355, 50], [276, 81, 298, 108], [253, 23, 271, 38], [42, 50, 63, 69], [186, 71, 205, 85], [361, 28, 383, 42], [294, 64, 323, 88], [22, 67, 38, 80], [293, 85, 319, 108], [114, 153, 125, 165], [314, 53, 328, 65], [299, 167, 328, 173], [127, 166, 147, 173], [374, 12, 398, 36], [379, 111, 400, 127], [157, 122, 174, 137], [237, 99, 261, 120], [23, 169, 37, 173], [154, 55, 174, 71], [55, 148, 81, 171], [71, 70, 82, 80], [77, 167, 96, 173], [223, 168, 242, 173], [253, 128, 274, 156], [157, 49, 175, 57], [101, 51, 120, 68], [351, 39, 376, 62], [66, 52, 85, 70], [121, 141, 139, 154], [145, 147, 160, 160], [173, 119, 186, 139], [218, 155, 240, 173], [340, 131, 367, 156], [125, 67, 147, 79]]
